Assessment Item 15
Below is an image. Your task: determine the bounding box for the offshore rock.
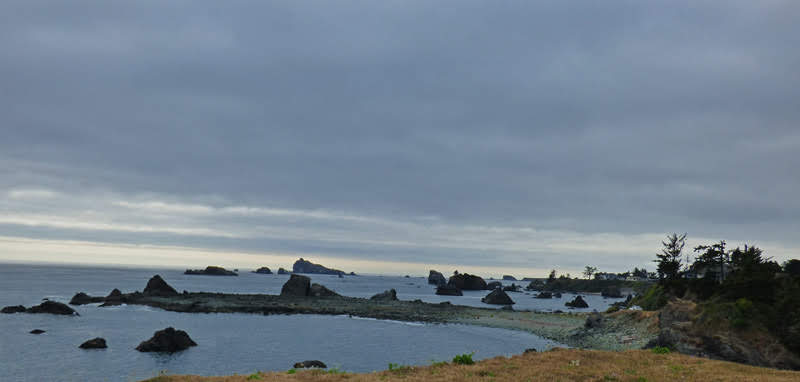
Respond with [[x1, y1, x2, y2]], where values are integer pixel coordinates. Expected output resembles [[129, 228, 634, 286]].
[[293, 360, 327, 369], [143, 275, 179, 297], [136, 327, 197, 352], [281, 274, 311, 297], [565, 295, 589, 308], [435, 284, 463, 296], [79, 337, 107, 349], [292, 258, 346, 276], [447, 273, 488, 290], [26, 301, 79, 316], [254, 267, 272, 274], [184, 266, 237, 276], [428, 270, 447, 286], [481, 289, 515, 305], [309, 283, 340, 297]]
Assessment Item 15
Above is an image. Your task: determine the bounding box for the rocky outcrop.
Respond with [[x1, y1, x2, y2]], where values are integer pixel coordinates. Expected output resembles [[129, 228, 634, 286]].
[[185, 266, 238, 276], [143, 275, 179, 297], [30, 329, 46, 334], [535, 291, 553, 299], [481, 289, 515, 305], [502, 275, 517, 281], [79, 337, 107, 349], [69, 292, 104, 305], [136, 327, 197, 352], [277, 268, 290, 275], [293, 360, 327, 369], [1, 305, 27, 314], [428, 270, 447, 286], [647, 299, 800, 370], [27, 301, 79, 315], [601, 285, 623, 298], [487, 281, 503, 290], [448, 273, 488, 290], [254, 267, 272, 274], [309, 283, 340, 297], [585, 312, 604, 329], [370, 289, 398, 301], [281, 274, 311, 297], [100, 289, 124, 307], [292, 258, 346, 275], [435, 284, 463, 296], [565, 296, 589, 308]]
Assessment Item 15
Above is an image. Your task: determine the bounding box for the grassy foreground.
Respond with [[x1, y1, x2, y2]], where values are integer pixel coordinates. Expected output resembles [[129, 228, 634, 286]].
[[142, 348, 800, 382]]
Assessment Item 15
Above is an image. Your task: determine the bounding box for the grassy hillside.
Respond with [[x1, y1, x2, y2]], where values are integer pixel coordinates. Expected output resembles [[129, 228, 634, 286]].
[[142, 348, 800, 382]]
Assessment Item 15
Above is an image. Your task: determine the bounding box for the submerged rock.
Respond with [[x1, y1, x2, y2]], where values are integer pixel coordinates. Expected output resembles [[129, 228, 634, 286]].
[[136, 327, 197, 352], [79, 337, 107, 349], [281, 274, 311, 297], [27, 301, 79, 316], [30, 329, 46, 334], [292, 258, 346, 276], [481, 289, 515, 305], [309, 283, 340, 297], [447, 273, 488, 290], [370, 289, 398, 301], [253, 267, 272, 274], [565, 295, 589, 308], [428, 270, 447, 286], [435, 284, 463, 296], [143, 275, 179, 297], [185, 266, 238, 276], [1, 305, 26, 314], [293, 360, 327, 369]]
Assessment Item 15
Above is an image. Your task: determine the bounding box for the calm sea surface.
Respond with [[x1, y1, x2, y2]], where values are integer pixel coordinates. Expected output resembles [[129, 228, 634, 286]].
[[0, 264, 622, 381]]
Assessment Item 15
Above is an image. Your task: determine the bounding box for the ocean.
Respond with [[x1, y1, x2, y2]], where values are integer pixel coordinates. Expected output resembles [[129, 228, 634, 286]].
[[0, 263, 622, 381]]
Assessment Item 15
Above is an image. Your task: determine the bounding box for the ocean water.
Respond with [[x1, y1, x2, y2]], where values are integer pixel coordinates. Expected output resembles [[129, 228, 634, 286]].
[[0, 264, 621, 381]]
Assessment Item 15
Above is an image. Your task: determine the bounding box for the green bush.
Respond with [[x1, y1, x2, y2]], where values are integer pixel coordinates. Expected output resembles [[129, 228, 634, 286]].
[[452, 352, 475, 365], [651, 346, 671, 354], [286, 369, 296, 374], [632, 285, 668, 311]]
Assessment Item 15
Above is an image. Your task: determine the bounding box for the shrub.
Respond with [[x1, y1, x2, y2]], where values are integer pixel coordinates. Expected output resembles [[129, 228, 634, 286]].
[[651, 346, 670, 354], [452, 352, 475, 365], [286, 369, 296, 374]]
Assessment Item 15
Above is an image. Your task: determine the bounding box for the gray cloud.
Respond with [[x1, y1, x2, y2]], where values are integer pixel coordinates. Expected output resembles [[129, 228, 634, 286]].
[[1, 1, 799, 273]]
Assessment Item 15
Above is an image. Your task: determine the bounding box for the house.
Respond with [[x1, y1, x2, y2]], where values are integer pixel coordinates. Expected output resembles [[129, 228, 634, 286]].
[[685, 263, 733, 282]]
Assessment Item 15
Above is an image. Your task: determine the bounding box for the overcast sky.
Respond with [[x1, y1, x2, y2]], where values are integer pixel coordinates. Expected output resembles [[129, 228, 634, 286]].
[[1, 1, 799, 276]]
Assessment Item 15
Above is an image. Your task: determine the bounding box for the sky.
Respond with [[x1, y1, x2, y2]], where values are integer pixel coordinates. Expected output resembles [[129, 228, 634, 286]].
[[1, 1, 799, 277]]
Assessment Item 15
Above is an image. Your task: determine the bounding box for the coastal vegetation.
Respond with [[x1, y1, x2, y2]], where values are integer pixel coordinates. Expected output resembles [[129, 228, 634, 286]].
[[142, 348, 800, 381]]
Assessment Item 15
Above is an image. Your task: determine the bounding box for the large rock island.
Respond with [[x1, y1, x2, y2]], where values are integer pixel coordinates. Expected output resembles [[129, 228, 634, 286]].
[[292, 258, 350, 276], [185, 266, 238, 276]]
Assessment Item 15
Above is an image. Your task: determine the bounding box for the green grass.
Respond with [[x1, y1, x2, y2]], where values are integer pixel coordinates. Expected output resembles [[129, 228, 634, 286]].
[[452, 352, 475, 365]]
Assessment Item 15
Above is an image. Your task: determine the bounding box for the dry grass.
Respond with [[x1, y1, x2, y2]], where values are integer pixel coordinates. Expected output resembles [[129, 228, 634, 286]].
[[141, 348, 800, 382]]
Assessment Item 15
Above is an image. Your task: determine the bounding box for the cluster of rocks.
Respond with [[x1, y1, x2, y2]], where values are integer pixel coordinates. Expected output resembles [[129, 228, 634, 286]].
[[2, 301, 79, 316], [428, 269, 516, 306], [184, 266, 238, 276]]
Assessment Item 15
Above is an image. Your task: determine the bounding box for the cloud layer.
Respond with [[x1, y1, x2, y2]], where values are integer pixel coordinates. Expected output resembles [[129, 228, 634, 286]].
[[2, 1, 799, 274]]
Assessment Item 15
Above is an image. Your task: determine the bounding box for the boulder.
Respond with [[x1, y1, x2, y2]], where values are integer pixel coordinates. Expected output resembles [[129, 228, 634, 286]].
[[601, 285, 623, 298], [435, 284, 463, 296], [281, 274, 311, 297], [293, 360, 327, 369], [535, 291, 553, 299], [69, 292, 103, 305], [447, 273, 488, 290], [1, 305, 26, 314], [502, 275, 517, 281], [370, 289, 398, 301], [79, 337, 107, 349], [277, 268, 290, 275], [254, 267, 272, 274], [185, 266, 237, 276], [481, 289, 515, 305], [136, 327, 197, 352], [585, 312, 604, 329], [292, 258, 345, 276], [565, 295, 589, 308], [26, 301, 78, 315], [487, 281, 503, 290], [309, 283, 340, 297], [428, 270, 447, 286], [143, 275, 179, 297]]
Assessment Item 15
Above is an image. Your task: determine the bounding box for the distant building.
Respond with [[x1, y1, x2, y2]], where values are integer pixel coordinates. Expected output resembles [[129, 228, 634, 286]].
[[685, 263, 733, 282]]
